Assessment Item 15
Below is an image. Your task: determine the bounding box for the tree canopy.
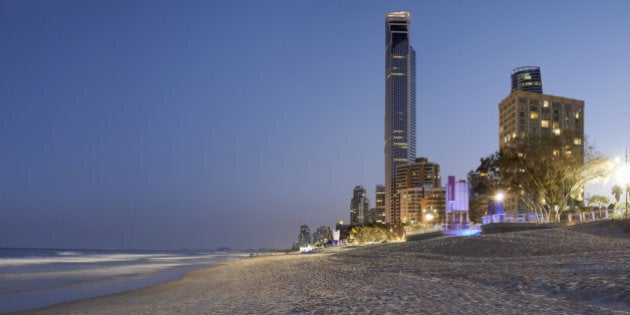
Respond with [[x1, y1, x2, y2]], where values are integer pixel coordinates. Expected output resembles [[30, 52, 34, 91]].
[[482, 134, 610, 222]]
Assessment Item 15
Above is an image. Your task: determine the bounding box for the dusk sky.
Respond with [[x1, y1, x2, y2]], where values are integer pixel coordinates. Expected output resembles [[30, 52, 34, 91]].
[[2, 1, 629, 250]]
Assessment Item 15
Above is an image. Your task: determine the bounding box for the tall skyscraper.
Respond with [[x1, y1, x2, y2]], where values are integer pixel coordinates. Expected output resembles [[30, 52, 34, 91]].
[[385, 11, 416, 227], [350, 186, 370, 226], [499, 67, 584, 216], [375, 185, 386, 224], [511, 66, 543, 94]]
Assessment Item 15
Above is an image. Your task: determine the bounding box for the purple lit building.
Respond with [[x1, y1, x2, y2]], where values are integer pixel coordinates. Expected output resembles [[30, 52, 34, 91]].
[[445, 176, 469, 227]]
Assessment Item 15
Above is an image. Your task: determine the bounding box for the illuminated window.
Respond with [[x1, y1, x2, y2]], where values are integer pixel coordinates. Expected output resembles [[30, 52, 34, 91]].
[[530, 112, 539, 119], [553, 128, 561, 135], [552, 122, 559, 129], [541, 120, 549, 128], [574, 138, 582, 145], [565, 150, 572, 157], [543, 100, 549, 108], [553, 150, 559, 156], [575, 111, 580, 119]]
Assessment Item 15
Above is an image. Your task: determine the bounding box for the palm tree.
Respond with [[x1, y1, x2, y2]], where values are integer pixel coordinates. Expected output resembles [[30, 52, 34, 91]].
[[612, 185, 622, 203]]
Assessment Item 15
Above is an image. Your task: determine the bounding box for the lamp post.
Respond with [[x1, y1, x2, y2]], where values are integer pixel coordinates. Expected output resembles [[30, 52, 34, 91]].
[[495, 192, 505, 223]]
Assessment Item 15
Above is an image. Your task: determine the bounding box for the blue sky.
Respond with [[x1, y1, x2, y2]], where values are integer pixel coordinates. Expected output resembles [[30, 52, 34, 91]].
[[1, 1, 629, 250]]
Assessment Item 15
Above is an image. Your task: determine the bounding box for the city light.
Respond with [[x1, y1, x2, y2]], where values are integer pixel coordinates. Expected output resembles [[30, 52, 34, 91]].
[[616, 166, 630, 185], [495, 192, 505, 202], [425, 213, 434, 222]]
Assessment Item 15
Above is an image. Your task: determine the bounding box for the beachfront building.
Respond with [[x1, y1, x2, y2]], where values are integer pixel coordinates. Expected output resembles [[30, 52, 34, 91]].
[[395, 157, 441, 191], [296, 225, 312, 247], [499, 67, 585, 217], [312, 226, 332, 245], [395, 157, 442, 225], [350, 186, 370, 226], [421, 187, 446, 226], [399, 187, 423, 224], [385, 11, 416, 228], [375, 185, 385, 224]]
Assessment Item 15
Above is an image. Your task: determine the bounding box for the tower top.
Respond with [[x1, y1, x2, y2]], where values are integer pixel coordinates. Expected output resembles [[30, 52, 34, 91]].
[[511, 66, 542, 94], [386, 11, 410, 21]]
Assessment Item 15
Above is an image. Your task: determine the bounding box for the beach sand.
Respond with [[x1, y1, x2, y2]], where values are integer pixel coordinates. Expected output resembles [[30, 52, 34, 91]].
[[20, 222, 630, 314]]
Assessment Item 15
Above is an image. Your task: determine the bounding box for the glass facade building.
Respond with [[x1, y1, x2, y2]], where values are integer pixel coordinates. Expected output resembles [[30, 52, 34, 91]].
[[511, 66, 543, 94], [385, 11, 416, 227], [375, 185, 385, 224], [350, 185, 370, 226]]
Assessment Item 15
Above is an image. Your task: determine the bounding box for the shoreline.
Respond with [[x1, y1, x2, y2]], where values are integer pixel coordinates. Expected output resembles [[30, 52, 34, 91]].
[[2, 252, 250, 314], [18, 224, 630, 314]]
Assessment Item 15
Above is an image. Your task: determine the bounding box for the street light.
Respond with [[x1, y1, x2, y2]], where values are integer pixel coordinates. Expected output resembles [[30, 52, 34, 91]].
[[494, 192, 505, 223]]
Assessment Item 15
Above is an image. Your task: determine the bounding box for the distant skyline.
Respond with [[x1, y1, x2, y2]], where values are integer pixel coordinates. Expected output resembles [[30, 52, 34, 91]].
[[1, 1, 629, 250]]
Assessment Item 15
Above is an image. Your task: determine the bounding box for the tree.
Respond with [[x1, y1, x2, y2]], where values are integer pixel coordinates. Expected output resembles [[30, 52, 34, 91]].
[[468, 158, 502, 222], [485, 134, 610, 222], [350, 225, 394, 245], [612, 185, 622, 203], [588, 195, 610, 210]]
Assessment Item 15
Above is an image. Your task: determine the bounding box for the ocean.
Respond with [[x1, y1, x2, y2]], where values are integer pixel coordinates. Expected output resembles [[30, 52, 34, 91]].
[[0, 248, 248, 313]]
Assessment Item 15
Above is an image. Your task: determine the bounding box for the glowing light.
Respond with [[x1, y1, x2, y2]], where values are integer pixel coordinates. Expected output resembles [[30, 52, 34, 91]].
[[425, 213, 434, 221], [616, 165, 630, 185], [495, 192, 505, 202]]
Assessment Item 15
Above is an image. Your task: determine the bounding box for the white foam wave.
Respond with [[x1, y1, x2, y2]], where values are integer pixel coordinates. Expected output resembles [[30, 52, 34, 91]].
[[0, 263, 185, 281], [0, 253, 173, 267]]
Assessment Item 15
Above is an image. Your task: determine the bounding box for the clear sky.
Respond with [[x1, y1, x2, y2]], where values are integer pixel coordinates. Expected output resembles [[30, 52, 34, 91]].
[[1, 1, 629, 250]]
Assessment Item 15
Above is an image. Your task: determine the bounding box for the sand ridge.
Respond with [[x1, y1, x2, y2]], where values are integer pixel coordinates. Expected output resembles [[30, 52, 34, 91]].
[[21, 224, 630, 314]]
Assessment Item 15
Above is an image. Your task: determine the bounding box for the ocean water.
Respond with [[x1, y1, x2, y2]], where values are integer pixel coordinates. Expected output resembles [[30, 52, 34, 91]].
[[0, 248, 248, 313]]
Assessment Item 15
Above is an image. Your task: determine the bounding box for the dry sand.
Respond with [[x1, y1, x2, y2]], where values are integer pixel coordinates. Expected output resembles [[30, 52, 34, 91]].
[[19, 222, 630, 314]]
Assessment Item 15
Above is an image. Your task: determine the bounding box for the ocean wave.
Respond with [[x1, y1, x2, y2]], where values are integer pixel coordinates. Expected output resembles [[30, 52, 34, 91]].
[[0, 253, 173, 267]]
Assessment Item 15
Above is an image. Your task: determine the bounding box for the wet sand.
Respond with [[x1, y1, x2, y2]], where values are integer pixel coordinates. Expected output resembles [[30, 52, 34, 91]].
[[20, 222, 630, 314]]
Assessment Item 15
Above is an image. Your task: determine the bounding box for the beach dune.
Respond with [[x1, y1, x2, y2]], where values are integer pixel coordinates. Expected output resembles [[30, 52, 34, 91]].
[[22, 222, 630, 314]]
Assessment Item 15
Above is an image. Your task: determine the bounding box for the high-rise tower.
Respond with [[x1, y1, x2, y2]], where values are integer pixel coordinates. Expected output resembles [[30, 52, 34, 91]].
[[499, 67, 584, 216], [350, 186, 370, 226], [385, 11, 416, 227]]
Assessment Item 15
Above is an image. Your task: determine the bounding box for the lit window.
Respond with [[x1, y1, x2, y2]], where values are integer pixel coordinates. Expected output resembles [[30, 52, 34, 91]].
[[552, 122, 559, 129], [553, 150, 559, 156], [574, 138, 582, 145], [553, 128, 561, 135], [575, 111, 580, 119], [565, 150, 572, 157], [530, 112, 539, 119], [543, 100, 549, 108], [541, 120, 549, 128]]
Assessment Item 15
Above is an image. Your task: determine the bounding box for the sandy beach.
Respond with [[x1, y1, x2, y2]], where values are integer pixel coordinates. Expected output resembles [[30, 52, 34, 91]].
[[19, 222, 630, 314]]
